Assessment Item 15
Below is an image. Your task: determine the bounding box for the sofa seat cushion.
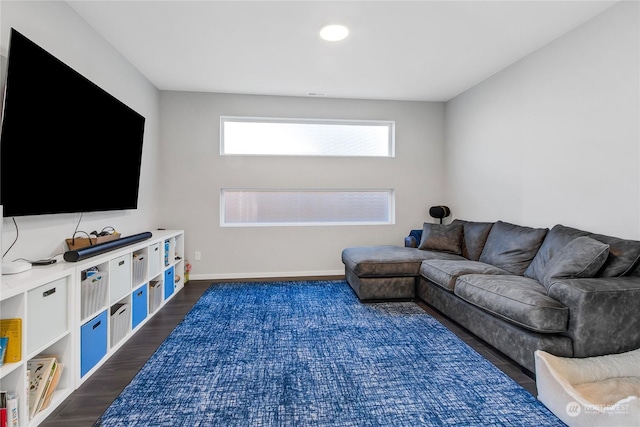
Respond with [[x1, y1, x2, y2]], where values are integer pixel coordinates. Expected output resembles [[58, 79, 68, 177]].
[[420, 260, 511, 292], [478, 221, 549, 276], [454, 274, 569, 333], [342, 246, 464, 277]]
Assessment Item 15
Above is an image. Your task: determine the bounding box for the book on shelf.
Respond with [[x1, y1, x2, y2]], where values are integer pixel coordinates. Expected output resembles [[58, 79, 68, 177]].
[[7, 392, 19, 427], [40, 362, 63, 412], [26, 356, 59, 419], [0, 391, 5, 427], [0, 319, 22, 363], [0, 391, 19, 427], [0, 337, 7, 366]]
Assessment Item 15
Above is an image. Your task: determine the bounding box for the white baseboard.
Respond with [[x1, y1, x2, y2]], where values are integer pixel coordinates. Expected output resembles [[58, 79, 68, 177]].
[[190, 269, 345, 281]]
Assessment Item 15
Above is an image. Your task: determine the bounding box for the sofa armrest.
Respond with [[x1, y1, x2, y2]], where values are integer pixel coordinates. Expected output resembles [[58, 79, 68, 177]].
[[547, 276, 640, 358], [405, 229, 423, 248]]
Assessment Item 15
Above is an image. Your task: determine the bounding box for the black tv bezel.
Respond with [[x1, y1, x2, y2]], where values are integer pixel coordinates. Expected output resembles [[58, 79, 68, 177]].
[[0, 28, 146, 218]]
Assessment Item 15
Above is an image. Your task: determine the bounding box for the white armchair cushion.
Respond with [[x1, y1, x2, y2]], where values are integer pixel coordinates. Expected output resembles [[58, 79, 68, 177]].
[[535, 348, 640, 427]]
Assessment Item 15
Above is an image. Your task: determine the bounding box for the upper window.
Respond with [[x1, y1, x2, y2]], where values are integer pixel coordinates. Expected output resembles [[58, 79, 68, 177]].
[[221, 116, 395, 157]]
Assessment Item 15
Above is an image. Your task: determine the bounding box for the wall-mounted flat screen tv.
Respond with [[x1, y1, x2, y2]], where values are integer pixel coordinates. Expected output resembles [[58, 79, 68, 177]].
[[0, 28, 145, 217]]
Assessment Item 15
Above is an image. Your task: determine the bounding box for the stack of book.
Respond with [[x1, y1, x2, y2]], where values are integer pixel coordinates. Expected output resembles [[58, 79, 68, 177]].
[[26, 356, 64, 420], [0, 391, 19, 427]]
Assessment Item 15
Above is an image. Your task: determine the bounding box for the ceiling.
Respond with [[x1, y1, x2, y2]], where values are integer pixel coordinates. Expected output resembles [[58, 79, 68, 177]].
[[67, 1, 618, 102]]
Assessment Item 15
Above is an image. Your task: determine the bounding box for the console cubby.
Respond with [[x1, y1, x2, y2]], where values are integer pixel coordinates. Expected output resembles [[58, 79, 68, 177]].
[[109, 301, 131, 348], [29, 334, 73, 423], [1, 269, 74, 427], [148, 242, 161, 278], [132, 249, 148, 288], [109, 254, 132, 305], [164, 266, 175, 299], [131, 284, 148, 330], [148, 278, 163, 314], [80, 267, 109, 321], [27, 277, 68, 355], [0, 229, 184, 426], [80, 310, 107, 377]]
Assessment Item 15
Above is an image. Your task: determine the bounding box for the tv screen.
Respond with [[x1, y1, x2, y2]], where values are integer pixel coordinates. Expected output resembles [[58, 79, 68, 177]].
[[0, 28, 145, 217]]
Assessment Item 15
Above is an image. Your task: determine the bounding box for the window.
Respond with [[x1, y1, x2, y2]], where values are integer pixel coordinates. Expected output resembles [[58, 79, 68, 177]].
[[221, 189, 394, 227], [221, 116, 394, 157]]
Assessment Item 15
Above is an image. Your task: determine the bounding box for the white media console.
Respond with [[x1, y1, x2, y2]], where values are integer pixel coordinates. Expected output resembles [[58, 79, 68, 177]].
[[0, 229, 185, 426]]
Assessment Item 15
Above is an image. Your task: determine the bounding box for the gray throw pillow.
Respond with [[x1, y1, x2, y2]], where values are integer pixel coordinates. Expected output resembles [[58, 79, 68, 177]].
[[418, 223, 463, 255], [524, 224, 590, 283], [541, 236, 610, 290]]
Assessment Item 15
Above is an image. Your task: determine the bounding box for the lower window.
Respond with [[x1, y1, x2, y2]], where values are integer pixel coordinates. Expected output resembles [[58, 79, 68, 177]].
[[221, 189, 394, 227]]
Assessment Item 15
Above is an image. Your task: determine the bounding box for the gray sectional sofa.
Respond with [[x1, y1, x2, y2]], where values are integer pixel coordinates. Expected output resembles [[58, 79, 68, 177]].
[[341, 220, 640, 373]]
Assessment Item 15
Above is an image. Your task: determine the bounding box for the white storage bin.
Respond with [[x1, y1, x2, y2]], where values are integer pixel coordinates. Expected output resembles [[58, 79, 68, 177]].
[[149, 280, 163, 313], [109, 255, 131, 304], [110, 303, 130, 347], [148, 243, 161, 278], [81, 271, 108, 320], [132, 253, 147, 286], [27, 277, 68, 354]]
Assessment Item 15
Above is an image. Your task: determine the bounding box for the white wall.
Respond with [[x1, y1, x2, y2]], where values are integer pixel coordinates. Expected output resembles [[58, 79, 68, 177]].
[[445, 1, 640, 238], [1, 1, 161, 263], [158, 92, 445, 278]]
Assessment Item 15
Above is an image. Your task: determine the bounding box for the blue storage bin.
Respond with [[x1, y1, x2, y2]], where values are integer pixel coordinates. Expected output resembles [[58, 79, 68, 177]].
[[131, 284, 148, 329], [164, 266, 174, 299], [80, 310, 108, 377]]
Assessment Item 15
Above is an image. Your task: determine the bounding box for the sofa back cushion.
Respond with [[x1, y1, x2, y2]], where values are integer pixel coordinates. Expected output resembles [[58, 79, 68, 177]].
[[452, 219, 494, 261], [525, 224, 590, 283], [478, 221, 548, 275], [540, 236, 610, 289], [526, 224, 640, 279], [589, 233, 640, 277], [418, 223, 463, 255]]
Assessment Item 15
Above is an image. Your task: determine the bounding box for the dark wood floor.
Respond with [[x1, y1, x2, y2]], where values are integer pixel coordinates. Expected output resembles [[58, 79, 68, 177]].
[[41, 278, 537, 427]]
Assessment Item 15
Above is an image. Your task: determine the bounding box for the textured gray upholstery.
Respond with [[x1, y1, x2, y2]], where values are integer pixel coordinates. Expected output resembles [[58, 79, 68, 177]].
[[418, 277, 573, 372], [540, 236, 609, 289], [525, 224, 640, 279], [342, 219, 640, 374], [478, 221, 548, 275], [342, 245, 464, 277], [525, 224, 590, 282], [590, 233, 640, 277], [452, 219, 494, 261], [547, 276, 640, 357], [419, 259, 510, 292], [345, 268, 415, 301], [454, 274, 569, 333], [418, 222, 463, 254]]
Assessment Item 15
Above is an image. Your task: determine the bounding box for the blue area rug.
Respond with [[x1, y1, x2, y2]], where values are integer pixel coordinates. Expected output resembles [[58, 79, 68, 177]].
[[96, 280, 563, 426]]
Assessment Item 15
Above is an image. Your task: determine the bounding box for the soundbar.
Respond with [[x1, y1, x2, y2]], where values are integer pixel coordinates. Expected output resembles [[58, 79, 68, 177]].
[[64, 232, 153, 262]]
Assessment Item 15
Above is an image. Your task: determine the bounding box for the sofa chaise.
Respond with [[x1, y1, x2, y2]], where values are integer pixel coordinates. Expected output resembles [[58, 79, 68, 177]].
[[341, 219, 640, 373]]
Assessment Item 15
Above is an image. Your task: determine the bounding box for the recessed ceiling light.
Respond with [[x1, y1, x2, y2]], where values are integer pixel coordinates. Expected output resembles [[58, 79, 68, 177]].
[[320, 24, 349, 42]]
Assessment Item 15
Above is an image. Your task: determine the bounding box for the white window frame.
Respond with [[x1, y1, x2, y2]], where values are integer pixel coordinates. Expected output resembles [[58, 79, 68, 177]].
[[220, 189, 395, 227], [220, 116, 395, 157]]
